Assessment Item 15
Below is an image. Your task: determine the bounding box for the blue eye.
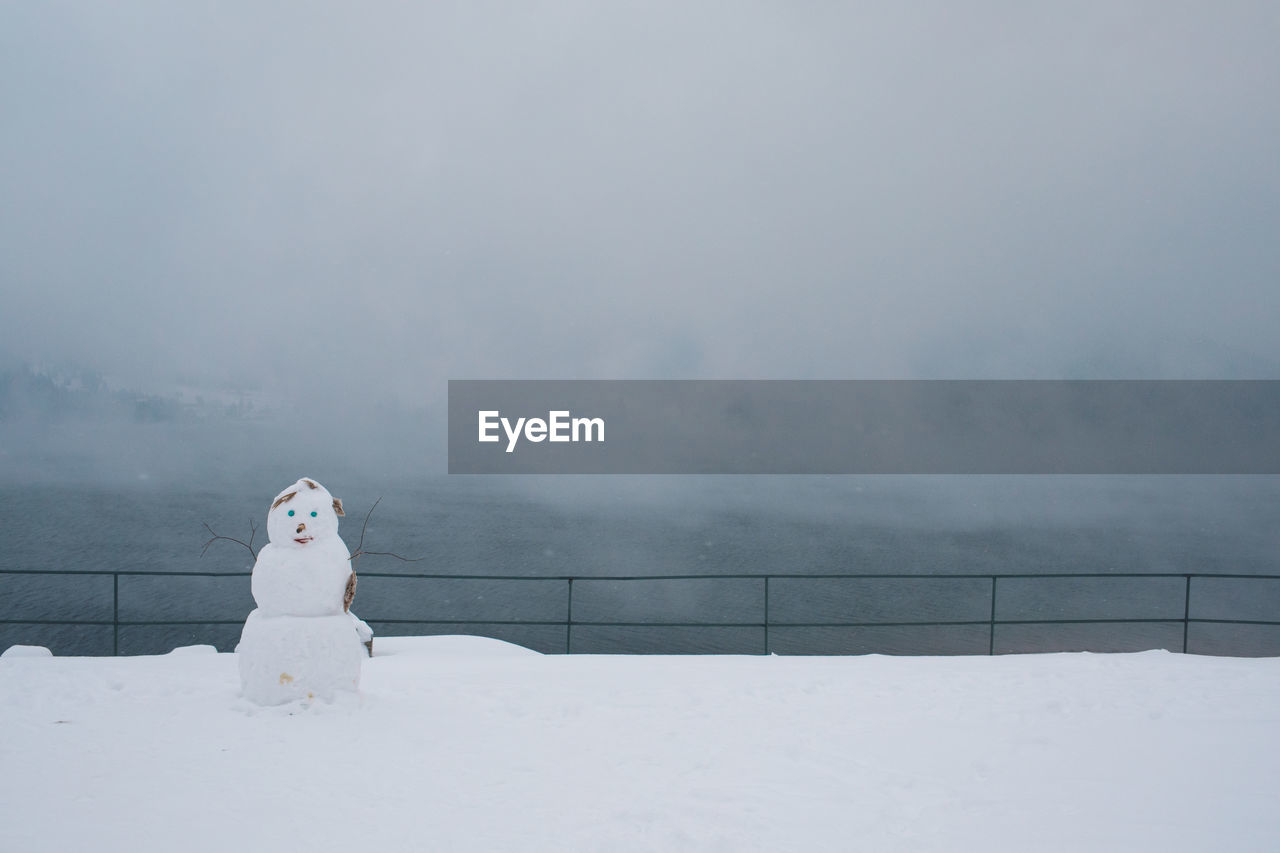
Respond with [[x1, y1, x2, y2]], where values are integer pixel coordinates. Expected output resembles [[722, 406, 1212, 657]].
[[287, 510, 294, 517], [310, 511, 317, 517]]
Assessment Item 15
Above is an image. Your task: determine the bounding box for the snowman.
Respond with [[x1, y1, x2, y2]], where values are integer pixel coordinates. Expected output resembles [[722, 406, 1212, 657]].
[[237, 477, 371, 705]]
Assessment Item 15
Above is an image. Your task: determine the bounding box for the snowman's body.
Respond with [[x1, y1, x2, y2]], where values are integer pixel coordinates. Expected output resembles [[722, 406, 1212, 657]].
[[238, 478, 365, 705]]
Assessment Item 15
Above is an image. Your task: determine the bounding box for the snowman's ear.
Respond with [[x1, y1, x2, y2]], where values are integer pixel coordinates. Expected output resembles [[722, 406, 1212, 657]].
[[303, 479, 319, 490], [271, 491, 297, 510], [332, 497, 345, 516]]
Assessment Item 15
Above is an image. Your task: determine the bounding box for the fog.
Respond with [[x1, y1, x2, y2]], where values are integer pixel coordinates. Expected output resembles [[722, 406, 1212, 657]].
[[2, 2, 1279, 486]]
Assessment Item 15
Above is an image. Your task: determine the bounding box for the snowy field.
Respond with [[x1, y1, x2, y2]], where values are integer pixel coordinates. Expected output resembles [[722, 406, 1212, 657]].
[[2, 637, 1278, 852]]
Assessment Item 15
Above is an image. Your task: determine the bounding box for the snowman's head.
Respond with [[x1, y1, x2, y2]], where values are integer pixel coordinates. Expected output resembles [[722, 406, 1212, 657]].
[[266, 477, 345, 549]]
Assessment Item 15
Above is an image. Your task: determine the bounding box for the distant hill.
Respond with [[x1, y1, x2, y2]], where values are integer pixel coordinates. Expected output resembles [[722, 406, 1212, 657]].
[[0, 363, 271, 426]]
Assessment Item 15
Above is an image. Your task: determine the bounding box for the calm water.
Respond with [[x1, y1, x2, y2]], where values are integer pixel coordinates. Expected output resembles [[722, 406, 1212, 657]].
[[5, 475, 1278, 577]]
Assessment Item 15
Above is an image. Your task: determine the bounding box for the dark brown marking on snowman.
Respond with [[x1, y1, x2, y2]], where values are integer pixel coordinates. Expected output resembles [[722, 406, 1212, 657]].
[[343, 572, 357, 613]]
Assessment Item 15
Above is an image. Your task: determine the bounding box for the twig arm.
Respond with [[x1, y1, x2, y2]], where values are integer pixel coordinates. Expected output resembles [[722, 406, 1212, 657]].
[[348, 497, 421, 564], [201, 520, 259, 560], [353, 550, 423, 563]]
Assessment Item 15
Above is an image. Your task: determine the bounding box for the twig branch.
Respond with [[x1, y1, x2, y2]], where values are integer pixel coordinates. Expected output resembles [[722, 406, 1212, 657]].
[[353, 496, 380, 557], [201, 519, 258, 560], [353, 549, 422, 563], [349, 497, 422, 564]]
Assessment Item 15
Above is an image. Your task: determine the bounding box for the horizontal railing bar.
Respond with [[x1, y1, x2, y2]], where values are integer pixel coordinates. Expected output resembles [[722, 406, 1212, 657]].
[[10, 618, 1275, 628], [354, 573, 571, 580], [5, 568, 1280, 581], [544, 573, 1183, 581], [366, 619, 568, 626], [0, 619, 241, 626], [0, 619, 117, 625], [0, 569, 253, 577], [995, 618, 1191, 625], [114, 620, 245, 626], [571, 621, 988, 628], [1186, 618, 1280, 626], [568, 622, 767, 629], [2, 568, 1280, 581], [771, 619, 1179, 627], [363, 572, 1280, 581]]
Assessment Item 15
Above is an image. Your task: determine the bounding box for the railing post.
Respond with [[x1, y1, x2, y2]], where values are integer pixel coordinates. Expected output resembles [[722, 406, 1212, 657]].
[[566, 577, 574, 655], [764, 576, 770, 655], [1183, 574, 1191, 654], [988, 576, 997, 655]]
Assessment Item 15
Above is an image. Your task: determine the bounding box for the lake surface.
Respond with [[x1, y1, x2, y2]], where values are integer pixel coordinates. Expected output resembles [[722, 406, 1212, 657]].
[[5, 475, 1278, 576]]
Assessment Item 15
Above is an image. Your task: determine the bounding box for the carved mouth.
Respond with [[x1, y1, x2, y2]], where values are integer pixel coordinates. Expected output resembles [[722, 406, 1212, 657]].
[[294, 536, 314, 545]]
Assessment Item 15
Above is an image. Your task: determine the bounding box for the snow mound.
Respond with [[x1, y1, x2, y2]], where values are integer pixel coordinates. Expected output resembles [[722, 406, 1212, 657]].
[[1, 644, 53, 659], [165, 644, 218, 656], [373, 634, 543, 658]]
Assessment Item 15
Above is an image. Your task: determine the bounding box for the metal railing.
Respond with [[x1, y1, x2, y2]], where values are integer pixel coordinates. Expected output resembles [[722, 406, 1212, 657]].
[[2, 569, 1279, 656]]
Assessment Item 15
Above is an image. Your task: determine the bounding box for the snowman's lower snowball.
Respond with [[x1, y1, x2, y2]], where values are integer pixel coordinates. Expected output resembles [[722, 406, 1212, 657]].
[[238, 610, 364, 705]]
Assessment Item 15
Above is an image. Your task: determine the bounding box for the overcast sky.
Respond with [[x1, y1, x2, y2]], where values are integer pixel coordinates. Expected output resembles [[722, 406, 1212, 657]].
[[3, 1, 1279, 411]]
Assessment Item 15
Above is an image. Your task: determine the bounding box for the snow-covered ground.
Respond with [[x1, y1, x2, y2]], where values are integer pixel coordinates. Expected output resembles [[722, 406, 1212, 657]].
[[2, 637, 1278, 852]]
